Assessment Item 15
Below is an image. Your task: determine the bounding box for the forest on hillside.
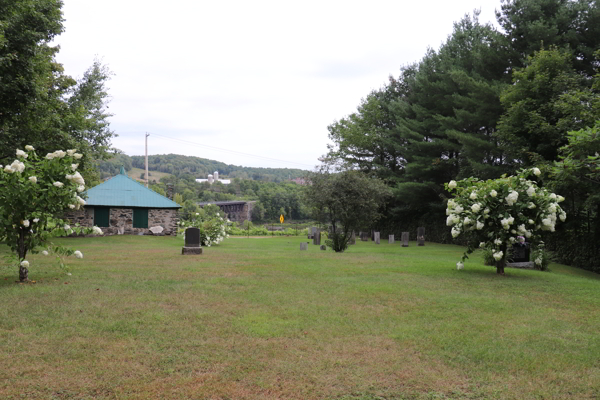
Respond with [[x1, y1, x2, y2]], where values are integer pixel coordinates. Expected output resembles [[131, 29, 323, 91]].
[[94, 153, 307, 182]]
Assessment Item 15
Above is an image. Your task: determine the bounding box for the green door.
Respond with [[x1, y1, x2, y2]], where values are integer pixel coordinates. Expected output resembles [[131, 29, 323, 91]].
[[133, 208, 148, 228], [94, 207, 110, 227]]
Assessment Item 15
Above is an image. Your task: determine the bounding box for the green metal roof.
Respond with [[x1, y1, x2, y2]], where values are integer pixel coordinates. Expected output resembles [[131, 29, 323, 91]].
[[85, 167, 181, 209]]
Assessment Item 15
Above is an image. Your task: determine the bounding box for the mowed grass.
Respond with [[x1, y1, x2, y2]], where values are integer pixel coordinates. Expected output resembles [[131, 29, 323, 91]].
[[0, 237, 599, 400]]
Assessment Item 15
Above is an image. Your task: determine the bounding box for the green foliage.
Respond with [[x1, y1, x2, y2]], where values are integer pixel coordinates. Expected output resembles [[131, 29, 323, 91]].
[[304, 169, 391, 252], [0, 146, 102, 280], [497, 48, 599, 165], [173, 193, 184, 206], [0, 2, 116, 183], [180, 200, 200, 221]]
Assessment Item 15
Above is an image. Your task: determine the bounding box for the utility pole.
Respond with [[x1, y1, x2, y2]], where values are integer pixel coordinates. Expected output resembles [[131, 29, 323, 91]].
[[145, 133, 150, 188]]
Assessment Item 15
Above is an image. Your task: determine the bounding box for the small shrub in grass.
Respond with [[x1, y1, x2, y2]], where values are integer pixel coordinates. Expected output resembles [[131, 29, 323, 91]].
[[531, 245, 552, 271]]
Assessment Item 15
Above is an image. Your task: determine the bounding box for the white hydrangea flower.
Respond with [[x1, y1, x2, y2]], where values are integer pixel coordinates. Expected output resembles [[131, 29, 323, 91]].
[[528, 202, 536, 209], [74, 153, 83, 159], [548, 203, 557, 213], [25, 145, 35, 151], [3, 165, 14, 173], [518, 224, 526, 233], [505, 191, 519, 206], [471, 203, 481, 213], [64, 224, 71, 230], [476, 221, 484, 230], [22, 220, 30, 227], [456, 262, 464, 270], [509, 237, 515, 243], [53, 181, 64, 188], [490, 189, 497, 197], [469, 191, 477, 200], [454, 205, 464, 214], [29, 176, 37, 183], [446, 216, 454, 226], [74, 250, 83, 259], [479, 242, 486, 248], [451, 226, 461, 238], [42, 250, 49, 256], [483, 208, 490, 214], [69, 204, 76, 209], [549, 193, 557, 200], [448, 180, 457, 189], [535, 257, 542, 265], [526, 186, 536, 197], [55, 150, 66, 158], [494, 238, 502, 246], [528, 219, 534, 224], [557, 195, 565, 203], [533, 167, 541, 176], [20, 260, 29, 268], [76, 196, 86, 205], [507, 216, 514, 225], [16, 149, 28, 158], [463, 217, 471, 225], [525, 231, 532, 238], [92, 226, 104, 235], [77, 185, 85, 192], [493, 251, 504, 261], [559, 212, 566, 222], [67, 149, 77, 156], [71, 164, 79, 171]]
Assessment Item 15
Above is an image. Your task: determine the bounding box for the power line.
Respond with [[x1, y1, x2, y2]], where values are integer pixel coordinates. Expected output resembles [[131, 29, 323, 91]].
[[132, 132, 316, 169]]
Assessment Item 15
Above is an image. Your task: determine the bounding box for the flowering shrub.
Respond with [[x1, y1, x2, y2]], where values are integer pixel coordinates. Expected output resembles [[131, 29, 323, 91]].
[[446, 168, 565, 274], [0, 147, 103, 281], [178, 205, 230, 246]]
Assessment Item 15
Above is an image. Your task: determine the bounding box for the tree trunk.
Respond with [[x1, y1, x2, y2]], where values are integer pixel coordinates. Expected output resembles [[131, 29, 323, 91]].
[[17, 229, 29, 282], [496, 244, 507, 275]]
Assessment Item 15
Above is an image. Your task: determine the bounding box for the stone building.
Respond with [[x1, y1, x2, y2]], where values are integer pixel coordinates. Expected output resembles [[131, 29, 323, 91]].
[[65, 167, 181, 235], [197, 200, 255, 223]]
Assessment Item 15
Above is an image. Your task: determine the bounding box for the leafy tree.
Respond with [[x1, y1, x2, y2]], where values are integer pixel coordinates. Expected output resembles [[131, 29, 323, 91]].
[[497, 47, 599, 165], [304, 169, 391, 252], [446, 168, 566, 274], [0, 1, 117, 180], [497, 0, 600, 77], [0, 146, 102, 281]]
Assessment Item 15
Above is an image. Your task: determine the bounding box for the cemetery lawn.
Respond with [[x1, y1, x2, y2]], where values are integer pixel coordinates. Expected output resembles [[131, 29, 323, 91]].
[[1, 236, 599, 400]]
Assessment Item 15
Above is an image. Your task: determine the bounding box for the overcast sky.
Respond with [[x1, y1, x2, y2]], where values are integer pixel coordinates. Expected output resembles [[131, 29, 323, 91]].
[[54, 0, 502, 172]]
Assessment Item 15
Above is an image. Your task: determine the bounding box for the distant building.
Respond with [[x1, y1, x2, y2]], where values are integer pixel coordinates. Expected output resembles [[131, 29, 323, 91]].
[[291, 177, 306, 185], [196, 170, 231, 185], [65, 167, 181, 235], [198, 200, 256, 222]]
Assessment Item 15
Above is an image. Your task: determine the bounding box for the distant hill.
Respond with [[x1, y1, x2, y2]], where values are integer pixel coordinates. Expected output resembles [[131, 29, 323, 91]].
[[95, 153, 308, 182]]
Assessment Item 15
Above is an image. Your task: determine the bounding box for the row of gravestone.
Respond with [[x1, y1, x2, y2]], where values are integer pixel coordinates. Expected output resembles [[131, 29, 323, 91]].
[[359, 228, 426, 246]]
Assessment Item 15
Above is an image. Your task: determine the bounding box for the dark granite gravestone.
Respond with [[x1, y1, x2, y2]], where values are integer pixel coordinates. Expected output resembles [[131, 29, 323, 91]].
[[374, 232, 380, 244], [320, 245, 326, 250], [402, 232, 409, 247], [371, 230, 375, 241], [360, 232, 369, 241], [417, 227, 425, 246], [313, 231, 321, 245], [510, 243, 530, 262], [389, 234, 395, 244], [300, 242, 308, 251], [182, 227, 203, 255]]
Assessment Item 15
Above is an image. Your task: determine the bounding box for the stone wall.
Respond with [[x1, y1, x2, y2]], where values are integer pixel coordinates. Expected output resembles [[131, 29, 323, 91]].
[[64, 207, 179, 235]]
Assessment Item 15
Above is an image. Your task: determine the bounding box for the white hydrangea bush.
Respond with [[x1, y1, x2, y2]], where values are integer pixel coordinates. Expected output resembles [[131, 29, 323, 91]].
[[446, 168, 565, 274], [0, 147, 103, 281], [178, 205, 231, 247]]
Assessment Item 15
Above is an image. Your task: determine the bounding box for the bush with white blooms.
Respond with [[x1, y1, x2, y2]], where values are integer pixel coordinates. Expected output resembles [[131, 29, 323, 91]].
[[178, 204, 230, 247], [446, 168, 565, 274], [0, 146, 103, 281]]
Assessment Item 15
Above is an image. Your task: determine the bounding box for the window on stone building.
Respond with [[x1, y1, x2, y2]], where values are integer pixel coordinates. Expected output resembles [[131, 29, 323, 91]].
[[94, 207, 110, 227], [133, 208, 148, 228]]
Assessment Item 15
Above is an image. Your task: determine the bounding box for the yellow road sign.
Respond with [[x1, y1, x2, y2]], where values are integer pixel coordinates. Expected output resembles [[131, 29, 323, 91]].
[[280, 214, 284, 223]]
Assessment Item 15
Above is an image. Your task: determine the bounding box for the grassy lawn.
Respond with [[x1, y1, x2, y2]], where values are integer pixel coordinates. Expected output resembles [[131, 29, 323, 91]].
[[1, 236, 599, 399]]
